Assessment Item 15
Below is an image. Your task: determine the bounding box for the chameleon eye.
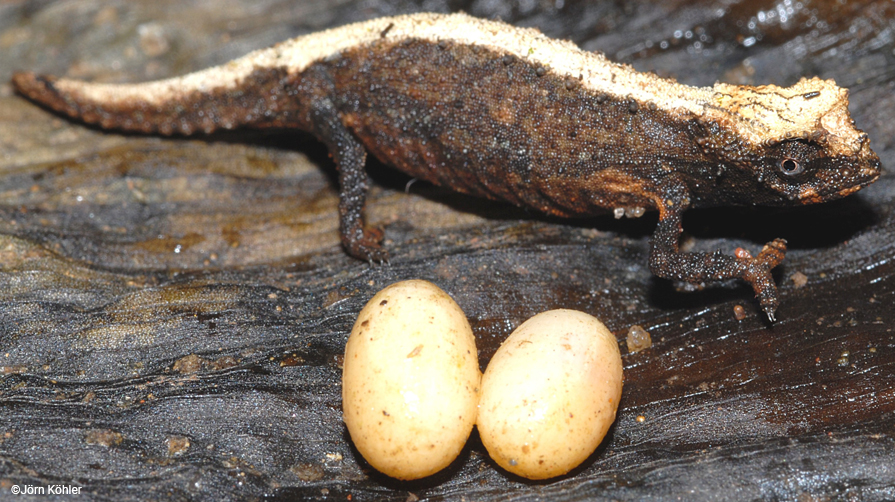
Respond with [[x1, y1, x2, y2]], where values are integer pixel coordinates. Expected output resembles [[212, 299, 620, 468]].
[[778, 157, 804, 176]]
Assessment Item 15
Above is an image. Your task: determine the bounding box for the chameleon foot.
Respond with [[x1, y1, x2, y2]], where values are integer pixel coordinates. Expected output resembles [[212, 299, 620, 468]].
[[343, 227, 389, 265], [739, 238, 787, 321]]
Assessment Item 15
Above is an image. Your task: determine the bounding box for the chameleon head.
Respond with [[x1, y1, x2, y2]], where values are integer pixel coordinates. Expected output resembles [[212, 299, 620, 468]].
[[705, 77, 880, 205]]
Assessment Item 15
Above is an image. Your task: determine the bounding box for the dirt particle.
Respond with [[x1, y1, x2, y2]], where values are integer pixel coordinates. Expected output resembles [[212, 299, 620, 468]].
[[791, 271, 808, 288], [138, 22, 170, 58], [173, 354, 204, 374], [626, 325, 652, 353], [166, 436, 191, 457], [292, 462, 325, 482], [279, 354, 304, 367], [85, 429, 123, 447], [212, 356, 238, 370]]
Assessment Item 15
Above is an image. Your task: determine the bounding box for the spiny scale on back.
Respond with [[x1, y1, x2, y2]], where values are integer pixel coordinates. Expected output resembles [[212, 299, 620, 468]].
[[11, 12, 881, 321]]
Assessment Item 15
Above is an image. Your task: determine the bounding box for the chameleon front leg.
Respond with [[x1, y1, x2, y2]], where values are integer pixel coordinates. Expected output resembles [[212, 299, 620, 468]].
[[309, 98, 387, 263], [648, 178, 787, 321]]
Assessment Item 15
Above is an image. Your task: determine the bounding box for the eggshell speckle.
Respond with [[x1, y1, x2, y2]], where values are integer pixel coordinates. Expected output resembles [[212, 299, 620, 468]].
[[342, 280, 481, 480], [477, 309, 623, 479]]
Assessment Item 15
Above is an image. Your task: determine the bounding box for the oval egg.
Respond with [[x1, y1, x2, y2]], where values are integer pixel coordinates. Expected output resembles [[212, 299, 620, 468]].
[[342, 280, 481, 480], [477, 309, 623, 479]]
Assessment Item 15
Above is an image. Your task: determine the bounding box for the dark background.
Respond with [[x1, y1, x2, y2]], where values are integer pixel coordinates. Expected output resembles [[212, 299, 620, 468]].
[[0, 0, 893, 500]]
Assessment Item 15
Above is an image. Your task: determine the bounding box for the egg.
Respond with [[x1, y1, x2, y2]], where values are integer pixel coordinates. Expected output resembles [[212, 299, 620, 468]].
[[477, 309, 623, 479], [342, 280, 481, 480]]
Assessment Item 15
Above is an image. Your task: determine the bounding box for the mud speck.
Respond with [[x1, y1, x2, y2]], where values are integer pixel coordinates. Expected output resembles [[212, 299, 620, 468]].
[[626, 325, 652, 353], [85, 429, 123, 447], [166, 436, 191, 457]]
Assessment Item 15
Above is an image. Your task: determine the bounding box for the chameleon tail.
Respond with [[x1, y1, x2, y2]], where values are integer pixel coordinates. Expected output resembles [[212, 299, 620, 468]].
[[11, 66, 302, 136]]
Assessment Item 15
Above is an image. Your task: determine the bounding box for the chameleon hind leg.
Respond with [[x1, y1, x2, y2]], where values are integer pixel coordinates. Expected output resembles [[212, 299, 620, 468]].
[[309, 97, 387, 263]]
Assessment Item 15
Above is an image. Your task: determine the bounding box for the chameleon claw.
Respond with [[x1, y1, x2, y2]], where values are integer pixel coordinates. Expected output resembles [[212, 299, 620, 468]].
[[757, 290, 779, 322], [362, 248, 389, 266], [760, 292, 779, 322]]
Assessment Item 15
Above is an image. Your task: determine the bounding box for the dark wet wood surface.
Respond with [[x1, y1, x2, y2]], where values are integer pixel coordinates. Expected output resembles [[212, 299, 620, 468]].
[[0, 1, 893, 500]]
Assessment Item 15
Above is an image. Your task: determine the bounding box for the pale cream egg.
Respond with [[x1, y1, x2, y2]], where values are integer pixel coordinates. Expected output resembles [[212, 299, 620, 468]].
[[477, 309, 623, 479], [342, 280, 481, 480]]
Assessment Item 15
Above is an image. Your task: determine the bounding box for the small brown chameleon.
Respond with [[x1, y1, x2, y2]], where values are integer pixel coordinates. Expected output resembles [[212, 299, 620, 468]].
[[11, 12, 881, 320]]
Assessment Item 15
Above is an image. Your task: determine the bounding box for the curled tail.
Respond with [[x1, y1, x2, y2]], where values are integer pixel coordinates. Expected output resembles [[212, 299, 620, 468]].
[[11, 66, 304, 135]]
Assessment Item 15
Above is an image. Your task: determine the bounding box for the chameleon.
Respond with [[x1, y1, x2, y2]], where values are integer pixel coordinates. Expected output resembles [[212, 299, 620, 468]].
[[11, 12, 880, 321]]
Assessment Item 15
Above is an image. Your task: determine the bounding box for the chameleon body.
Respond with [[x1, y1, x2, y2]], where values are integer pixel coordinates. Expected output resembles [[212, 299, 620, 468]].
[[11, 13, 881, 320]]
